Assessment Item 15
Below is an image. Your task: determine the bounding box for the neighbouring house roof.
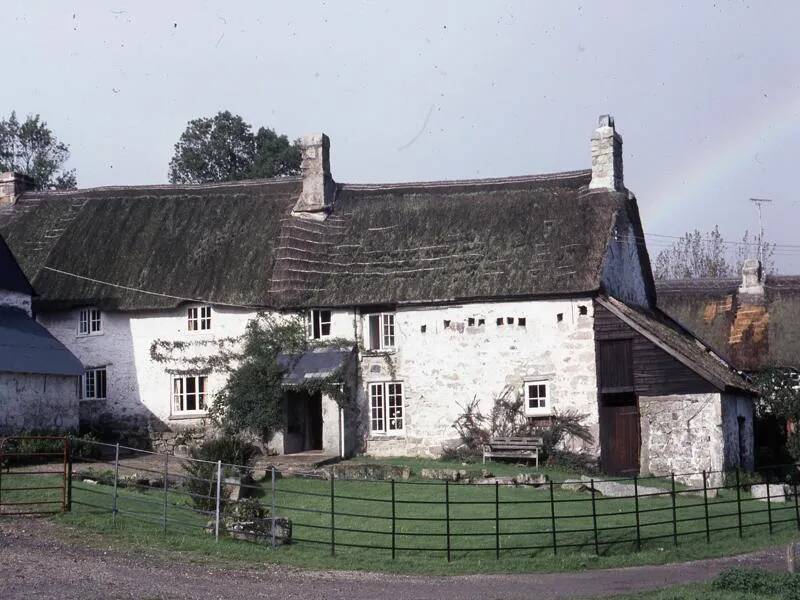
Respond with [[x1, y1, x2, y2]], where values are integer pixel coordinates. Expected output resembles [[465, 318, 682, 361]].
[[0, 233, 34, 296], [656, 276, 800, 371], [597, 296, 756, 394], [277, 346, 355, 386], [0, 307, 84, 376], [0, 170, 638, 311]]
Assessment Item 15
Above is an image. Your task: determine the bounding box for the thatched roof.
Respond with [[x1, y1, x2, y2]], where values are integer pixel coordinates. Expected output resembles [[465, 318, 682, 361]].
[[0, 170, 634, 311], [657, 276, 800, 371], [598, 296, 756, 394], [0, 233, 33, 296]]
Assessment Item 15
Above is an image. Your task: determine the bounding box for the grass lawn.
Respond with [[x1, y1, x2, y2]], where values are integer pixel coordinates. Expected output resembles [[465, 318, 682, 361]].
[[1, 456, 799, 575], [605, 583, 780, 599]]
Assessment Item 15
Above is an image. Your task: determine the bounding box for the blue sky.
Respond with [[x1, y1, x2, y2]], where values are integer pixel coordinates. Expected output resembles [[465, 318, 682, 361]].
[[3, 1, 799, 271]]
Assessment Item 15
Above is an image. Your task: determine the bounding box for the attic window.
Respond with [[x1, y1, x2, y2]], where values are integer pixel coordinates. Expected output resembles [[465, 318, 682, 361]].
[[506, 317, 514, 325], [478, 318, 485, 326], [443, 319, 451, 329], [78, 308, 102, 336], [579, 305, 588, 316], [556, 313, 564, 323], [188, 306, 211, 331], [308, 309, 332, 339], [518, 317, 527, 327], [420, 325, 427, 333], [467, 317, 475, 327], [496, 318, 503, 326], [367, 313, 395, 350]]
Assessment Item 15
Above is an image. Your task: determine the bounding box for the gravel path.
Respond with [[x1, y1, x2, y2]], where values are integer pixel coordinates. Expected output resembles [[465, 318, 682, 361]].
[[0, 518, 786, 600]]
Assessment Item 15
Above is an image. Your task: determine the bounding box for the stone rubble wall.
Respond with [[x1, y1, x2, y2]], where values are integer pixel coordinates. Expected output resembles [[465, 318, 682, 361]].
[[0, 372, 79, 434]]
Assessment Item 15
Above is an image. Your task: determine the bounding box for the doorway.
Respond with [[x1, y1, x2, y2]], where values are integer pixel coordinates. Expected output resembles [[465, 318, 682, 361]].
[[599, 392, 641, 476], [284, 390, 323, 454]]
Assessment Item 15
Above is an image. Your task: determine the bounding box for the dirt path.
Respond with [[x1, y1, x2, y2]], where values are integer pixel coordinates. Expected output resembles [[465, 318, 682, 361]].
[[0, 518, 786, 600]]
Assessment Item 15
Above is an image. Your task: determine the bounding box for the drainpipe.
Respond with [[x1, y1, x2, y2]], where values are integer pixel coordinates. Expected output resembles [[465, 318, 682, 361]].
[[339, 405, 345, 458]]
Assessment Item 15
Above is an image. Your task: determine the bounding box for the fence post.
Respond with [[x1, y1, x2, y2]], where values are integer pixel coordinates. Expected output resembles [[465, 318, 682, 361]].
[[670, 473, 678, 546], [735, 467, 743, 539], [270, 466, 277, 550], [445, 480, 451, 563], [330, 474, 335, 556], [112, 442, 120, 525], [633, 475, 641, 551], [766, 479, 773, 535], [64, 436, 72, 512], [549, 479, 557, 555], [495, 480, 501, 559], [214, 460, 222, 543], [391, 479, 397, 560], [590, 478, 599, 555], [702, 470, 710, 543], [162, 453, 169, 534], [794, 481, 800, 531]]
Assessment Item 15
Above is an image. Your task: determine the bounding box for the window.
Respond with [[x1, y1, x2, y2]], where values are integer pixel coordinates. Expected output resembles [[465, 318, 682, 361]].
[[370, 382, 404, 433], [78, 308, 102, 335], [188, 306, 212, 331], [366, 313, 395, 350], [172, 375, 208, 414], [307, 309, 332, 339], [84, 368, 107, 400], [496, 317, 504, 326], [518, 317, 527, 327], [524, 381, 550, 416], [579, 305, 588, 316]]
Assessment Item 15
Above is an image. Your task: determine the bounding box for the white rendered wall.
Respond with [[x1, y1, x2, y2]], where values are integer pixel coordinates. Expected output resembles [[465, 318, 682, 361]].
[[0, 373, 79, 433]]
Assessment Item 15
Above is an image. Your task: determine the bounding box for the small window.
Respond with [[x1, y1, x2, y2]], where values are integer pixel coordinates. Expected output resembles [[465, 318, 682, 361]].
[[467, 317, 475, 327], [366, 313, 395, 350], [308, 309, 332, 339], [518, 317, 527, 327], [524, 381, 550, 416], [78, 308, 102, 336], [370, 381, 404, 433], [579, 305, 588, 316], [84, 367, 107, 400], [420, 324, 427, 333], [188, 306, 212, 331], [443, 319, 451, 329], [478, 318, 485, 326], [556, 313, 564, 323], [172, 375, 208, 414], [496, 317, 504, 326]]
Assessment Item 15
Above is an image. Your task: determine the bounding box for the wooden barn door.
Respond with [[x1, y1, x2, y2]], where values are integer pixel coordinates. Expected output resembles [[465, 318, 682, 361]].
[[597, 339, 641, 476]]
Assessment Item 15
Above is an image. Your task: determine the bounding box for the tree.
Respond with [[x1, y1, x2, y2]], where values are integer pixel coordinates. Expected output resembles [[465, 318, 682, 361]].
[[168, 111, 301, 184], [754, 368, 800, 462], [653, 226, 776, 279], [0, 111, 77, 190]]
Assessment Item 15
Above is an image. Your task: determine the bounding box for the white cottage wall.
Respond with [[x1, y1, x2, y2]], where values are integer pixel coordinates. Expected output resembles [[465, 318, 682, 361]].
[[355, 298, 599, 457]]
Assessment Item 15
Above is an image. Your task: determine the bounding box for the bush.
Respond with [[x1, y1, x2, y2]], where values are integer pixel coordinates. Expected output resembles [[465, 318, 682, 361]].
[[182, 436, 260, 512], [0, 431, 100, 468], [712, 568, 800, 598]]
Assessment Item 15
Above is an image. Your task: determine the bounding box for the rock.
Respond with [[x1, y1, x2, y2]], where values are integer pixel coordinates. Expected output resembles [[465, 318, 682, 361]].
[[750, 483, 788, 503], [788, 542, 800, 573], [206, 517, 292, 545], [474, 476, 516, 486], [579, 475, 664, 498], [331, 463, 411, 481], [83, 479, 98, 485], [562, 479, 589, 492], [420, 468, 464, 481], [174, 444, 190, 458], [514, 473, 548, 487]]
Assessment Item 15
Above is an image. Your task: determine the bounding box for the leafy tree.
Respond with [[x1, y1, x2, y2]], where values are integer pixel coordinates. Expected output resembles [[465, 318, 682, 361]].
[[0, 111, 77, 190], [754, 368, 800, 461], [168, 111, 301, 183], [653, 226, 775, 279]]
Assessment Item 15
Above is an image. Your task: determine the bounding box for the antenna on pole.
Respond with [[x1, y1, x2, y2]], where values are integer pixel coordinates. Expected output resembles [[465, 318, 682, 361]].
[[749, 198, 772, 266]]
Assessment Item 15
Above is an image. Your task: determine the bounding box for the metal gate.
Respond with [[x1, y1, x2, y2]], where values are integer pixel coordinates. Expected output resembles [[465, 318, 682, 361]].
[[0, 436, 70, 516]]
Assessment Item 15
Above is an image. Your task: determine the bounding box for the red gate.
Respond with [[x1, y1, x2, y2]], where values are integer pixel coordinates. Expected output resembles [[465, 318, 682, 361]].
[[0, 436, 70, 516]]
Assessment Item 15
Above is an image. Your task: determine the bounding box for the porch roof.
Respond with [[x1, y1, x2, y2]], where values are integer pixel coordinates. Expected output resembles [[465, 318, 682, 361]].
[[277, 346, 354, 386]]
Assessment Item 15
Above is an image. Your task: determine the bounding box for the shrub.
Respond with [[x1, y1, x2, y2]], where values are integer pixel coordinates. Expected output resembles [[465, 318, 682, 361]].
[[0, 431, 100, 468], [712, 568, 800, 598], [182, 436, 260, 512]]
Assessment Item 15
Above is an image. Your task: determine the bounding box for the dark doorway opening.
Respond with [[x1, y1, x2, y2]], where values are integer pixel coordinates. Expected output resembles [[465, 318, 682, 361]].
[[599, 392, 641, 476], [284, 390, 323, 454]]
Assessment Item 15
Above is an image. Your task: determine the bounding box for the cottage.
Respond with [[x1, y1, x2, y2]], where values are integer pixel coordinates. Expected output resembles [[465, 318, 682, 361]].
[[0, 117, 755, 479], [0, 224, 83, 434]]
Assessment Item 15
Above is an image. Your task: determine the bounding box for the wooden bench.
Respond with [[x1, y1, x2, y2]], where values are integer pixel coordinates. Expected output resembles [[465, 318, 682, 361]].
[[483, 436, 544, 467]]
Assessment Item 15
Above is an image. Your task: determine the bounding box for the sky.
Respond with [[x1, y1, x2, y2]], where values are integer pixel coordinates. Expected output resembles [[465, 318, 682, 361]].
[[2, 1, 799, 271]]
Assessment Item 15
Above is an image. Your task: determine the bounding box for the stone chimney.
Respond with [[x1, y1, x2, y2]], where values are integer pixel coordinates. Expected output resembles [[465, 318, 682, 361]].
[[0, 172, 34, 207], [739, 258, 765, 296], [292, 133, 335, 217], [589, 115, 624, 192]]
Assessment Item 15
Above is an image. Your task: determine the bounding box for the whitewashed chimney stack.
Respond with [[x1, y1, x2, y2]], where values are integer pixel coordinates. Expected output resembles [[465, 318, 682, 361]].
[[589, 115, 624, 192]]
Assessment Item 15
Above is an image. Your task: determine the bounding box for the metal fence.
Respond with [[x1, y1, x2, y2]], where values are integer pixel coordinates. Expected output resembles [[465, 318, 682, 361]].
[[4, 437, 800, 561], [0, 436, 70, 516]]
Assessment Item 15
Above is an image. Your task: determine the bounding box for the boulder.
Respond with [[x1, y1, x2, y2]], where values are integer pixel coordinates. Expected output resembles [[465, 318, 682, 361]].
[[474, 476, 516, 486], [331, 463, 411, 481], [579, 475, 665, 498], [515, 473, 548, 487], [751, 483, 788, 503], [562, 479, 590, 492], [206, 517, 292, 545]]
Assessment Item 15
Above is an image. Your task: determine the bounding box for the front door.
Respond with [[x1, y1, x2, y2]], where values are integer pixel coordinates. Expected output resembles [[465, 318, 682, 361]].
[[599, 393, 641, 475], [284, 391, 323, 454]]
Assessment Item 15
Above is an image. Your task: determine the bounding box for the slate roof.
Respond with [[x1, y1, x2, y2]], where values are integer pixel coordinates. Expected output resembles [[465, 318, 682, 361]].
[[277, 347, 354, 386], [0, 307, 84, 376], [0, 170, 637, 311], [597, 296, 756, 394], [657, 276, 800, 371], [0, 233, 34, 295]]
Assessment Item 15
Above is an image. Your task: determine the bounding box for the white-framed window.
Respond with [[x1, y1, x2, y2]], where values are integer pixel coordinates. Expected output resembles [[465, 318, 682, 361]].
[[78, 308, 102, 336], [172, 375, 208, 415], [369, 381, 404, 433], [365, 313, 395, 351], [188, 306, 212, 331], [84, 367, 107, 400], [524, 381, 550, 416], [307, 309, 332, 339]]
